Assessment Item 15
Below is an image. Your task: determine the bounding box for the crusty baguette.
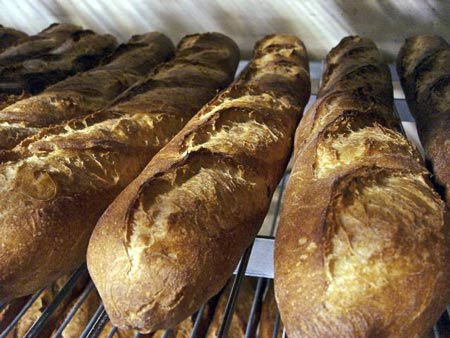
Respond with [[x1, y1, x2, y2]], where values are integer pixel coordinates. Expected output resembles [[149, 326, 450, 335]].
[[0, 25, 27, 52], [397, 35, 450, 206], [0, 32, 239, 302], [274, 36, 450, 338], [87, 34, 310, 333], [0, 23, 117, 96], [0, 32, 174, 150]]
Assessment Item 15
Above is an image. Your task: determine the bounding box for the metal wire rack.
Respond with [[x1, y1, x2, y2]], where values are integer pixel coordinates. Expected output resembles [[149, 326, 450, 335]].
[[0, 60, 449, 338]]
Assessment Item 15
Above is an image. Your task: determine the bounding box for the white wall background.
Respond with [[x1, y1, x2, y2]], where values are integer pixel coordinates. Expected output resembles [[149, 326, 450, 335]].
[[0, 0, 449, 60]]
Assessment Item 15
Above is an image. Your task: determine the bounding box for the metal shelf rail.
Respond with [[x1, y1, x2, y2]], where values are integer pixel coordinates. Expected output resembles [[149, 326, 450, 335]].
[[0, 60, 448, 338]]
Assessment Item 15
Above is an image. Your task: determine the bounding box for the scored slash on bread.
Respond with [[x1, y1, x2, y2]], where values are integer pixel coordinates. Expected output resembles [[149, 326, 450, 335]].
[[0, 32, 239, 302], [87, 34, 311, 333], [274, 36, 450, 338]]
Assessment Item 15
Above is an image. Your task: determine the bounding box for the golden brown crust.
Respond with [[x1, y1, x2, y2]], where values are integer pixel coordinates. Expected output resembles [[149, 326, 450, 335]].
[[87, 34, 310, 333], [275, 36, 450, 338], [0, 32, 174, 150], [0, 32, 239, 302], [397, 35, 450, 205], [0, 23, 117, 96]]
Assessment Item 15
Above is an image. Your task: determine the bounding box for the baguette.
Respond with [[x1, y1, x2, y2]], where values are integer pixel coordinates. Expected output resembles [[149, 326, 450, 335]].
[[0, 32, 239, 302], [0, 23, 117, 96], [0, 32, 174, 150], [397, 35, 450, 205], [87, 34, 310, 333], [0, 25, 27, 52], [274, 36, 450, 338]]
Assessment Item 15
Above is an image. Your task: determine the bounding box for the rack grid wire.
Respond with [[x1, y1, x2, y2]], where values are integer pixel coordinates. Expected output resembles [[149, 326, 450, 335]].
[[0, 60, 449, 338]]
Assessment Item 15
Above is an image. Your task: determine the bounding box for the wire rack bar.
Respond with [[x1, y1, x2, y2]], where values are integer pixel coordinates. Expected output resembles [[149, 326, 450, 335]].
[[107, 325, 118, 338], [80, 303, 105, 338], [190, 304, 207, 338], [244, 277, 266, 338], [24, 264, 87, 338], [272, 312, 281, 338], [0, 288, 45, 338], [52, 281, 95, 337], [216, 243, 254, 338]]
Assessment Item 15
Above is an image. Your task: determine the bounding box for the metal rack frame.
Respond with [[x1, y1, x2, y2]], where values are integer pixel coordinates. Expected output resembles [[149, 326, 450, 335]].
[[0, 60, 449, 338]]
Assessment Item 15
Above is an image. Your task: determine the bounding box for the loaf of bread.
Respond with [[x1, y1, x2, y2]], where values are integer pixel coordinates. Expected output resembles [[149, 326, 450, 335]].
[[0, 23, 117, 96], [87, 34, 310, 333], [275, 36, 450, 338], [0, 32, 174, 150], [0, 25, 27, 52], [0, 32, 239, 302], [398, 35, 450, 206]]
